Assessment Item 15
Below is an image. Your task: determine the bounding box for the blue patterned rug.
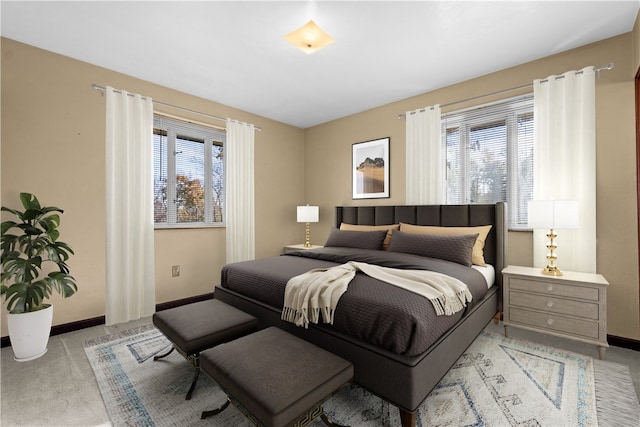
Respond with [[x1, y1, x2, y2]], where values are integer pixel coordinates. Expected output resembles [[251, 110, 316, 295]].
[[84, 325, 639, 426]]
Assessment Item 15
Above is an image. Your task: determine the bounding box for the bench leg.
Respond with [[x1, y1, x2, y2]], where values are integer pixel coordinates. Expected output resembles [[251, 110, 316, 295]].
[[201, 399, 231, 419], [399, 409, 416, 427], [185, 366, 199, 400], [153, 346, 174, 361], [154, 346, 200, 400]]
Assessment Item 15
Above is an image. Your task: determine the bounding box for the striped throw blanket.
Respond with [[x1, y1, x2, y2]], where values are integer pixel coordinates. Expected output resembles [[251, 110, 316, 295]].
[[281, 261, 472, 328]]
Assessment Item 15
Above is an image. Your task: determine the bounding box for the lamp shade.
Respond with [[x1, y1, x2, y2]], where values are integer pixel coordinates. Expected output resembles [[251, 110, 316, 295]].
[[284, 20, 335, 55], [297, 205, 319, 223], [528, 200, 579, 230]]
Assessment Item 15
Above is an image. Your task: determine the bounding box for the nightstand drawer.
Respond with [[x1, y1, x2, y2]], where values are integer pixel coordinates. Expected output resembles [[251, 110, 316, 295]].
[[509, 278, 599, 301], [509, 290, 599, 320], [508, 307, 600, 340]]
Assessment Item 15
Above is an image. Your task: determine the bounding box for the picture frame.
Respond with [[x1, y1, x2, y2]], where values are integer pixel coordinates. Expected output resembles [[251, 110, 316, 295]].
[[352, 137, 390, 199]]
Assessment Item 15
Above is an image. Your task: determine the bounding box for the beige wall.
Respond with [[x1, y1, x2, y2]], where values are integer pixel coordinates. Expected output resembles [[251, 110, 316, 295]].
[[634, 10, 640, 73], [1, 38, 305, 337], [305, 33, 640, 340], [3, 27, 640, 341]]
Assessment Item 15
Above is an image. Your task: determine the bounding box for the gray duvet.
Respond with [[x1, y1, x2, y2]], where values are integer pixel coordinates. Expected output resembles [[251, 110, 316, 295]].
[[220, 247, 489, 356]]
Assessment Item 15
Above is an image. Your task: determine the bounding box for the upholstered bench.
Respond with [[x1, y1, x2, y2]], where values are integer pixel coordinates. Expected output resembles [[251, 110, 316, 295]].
[[152, 299, 258, 400], [200, 326, 354, 427]]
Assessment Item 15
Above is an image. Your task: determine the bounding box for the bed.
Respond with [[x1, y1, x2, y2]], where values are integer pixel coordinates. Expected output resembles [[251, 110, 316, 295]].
[[214, 203, 507, 427]]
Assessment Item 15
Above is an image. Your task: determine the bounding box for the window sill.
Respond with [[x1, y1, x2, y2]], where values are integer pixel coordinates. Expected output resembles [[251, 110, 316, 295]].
[[154, 223, 225, 230]]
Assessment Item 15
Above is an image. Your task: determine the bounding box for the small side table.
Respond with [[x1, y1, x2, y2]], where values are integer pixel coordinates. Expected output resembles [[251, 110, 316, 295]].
[[502, 265, 609, 359], [283, 244, 323, 254]]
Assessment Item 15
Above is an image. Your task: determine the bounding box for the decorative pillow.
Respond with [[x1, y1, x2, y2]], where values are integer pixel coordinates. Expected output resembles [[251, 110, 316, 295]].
[[339, 223, 400, 250], [324, 228, 388, 250], [388, 231, 479, 267], [399, 223, 492, 266]]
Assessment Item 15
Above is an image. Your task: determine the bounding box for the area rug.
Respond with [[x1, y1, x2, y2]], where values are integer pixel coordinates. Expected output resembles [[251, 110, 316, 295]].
[[84, 325, 639, 426]]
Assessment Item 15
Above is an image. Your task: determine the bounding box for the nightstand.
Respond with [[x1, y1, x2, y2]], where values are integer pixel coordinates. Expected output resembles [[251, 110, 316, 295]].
[[502, 265, 609, 359], [283, 244, 323, 254]]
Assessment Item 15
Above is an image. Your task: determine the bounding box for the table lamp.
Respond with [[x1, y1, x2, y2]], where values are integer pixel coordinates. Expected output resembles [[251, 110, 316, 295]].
[[297, 205, 319, 248], [528, 200, 579, 276]]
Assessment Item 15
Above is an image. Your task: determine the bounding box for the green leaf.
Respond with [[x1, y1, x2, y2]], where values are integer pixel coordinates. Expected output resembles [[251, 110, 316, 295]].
[[20, 279, 50, 312], [46, 241, 74, 264], [48, 272, 77, 298], [6, 293, 26, 313], [41, 206, 64, 215], [18, 223, 42, 236], [20, 193, 41, 210], [46, 229, 60, 243], [4, 282, 27, 312], [29, 282, 45, 301], [3, 257, 41, 282], [1, 207, 24, 219], [1, 221, 17, 235], [39, 214, 61, 232], [46, 245, 61, 263], [22, 208, 42, 221], [26, 236, 50, 253], [5, 282, 27, 296], [1, 234, 19, 253], [53, 241, 74, 255], [1, 250, 21, 260]]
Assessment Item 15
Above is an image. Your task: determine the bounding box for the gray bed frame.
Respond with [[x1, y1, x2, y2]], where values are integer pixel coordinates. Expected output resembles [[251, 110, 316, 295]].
[[214, 203, 507, 427]]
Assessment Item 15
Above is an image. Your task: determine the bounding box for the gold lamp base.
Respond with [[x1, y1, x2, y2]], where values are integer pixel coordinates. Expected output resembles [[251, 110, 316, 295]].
[[542, 265, 563, 276], [304, 222, 312, 248], [541, 228, 563, 276]]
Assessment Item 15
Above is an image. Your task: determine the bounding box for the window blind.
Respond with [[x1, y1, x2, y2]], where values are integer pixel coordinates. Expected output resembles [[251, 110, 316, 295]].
[[153, 115, 225, 226], [443, 94, 534, 229]]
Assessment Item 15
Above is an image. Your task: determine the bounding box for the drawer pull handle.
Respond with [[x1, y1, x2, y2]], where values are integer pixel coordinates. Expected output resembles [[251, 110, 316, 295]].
[[547, 301, 554, 308], [546, 284, 553, 292], [547, 318, 554, 326]]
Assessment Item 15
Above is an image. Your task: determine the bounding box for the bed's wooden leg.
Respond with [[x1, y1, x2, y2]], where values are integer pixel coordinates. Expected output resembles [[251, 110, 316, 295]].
[[399, 409, 416, 427], [493, 311, 501, 325]]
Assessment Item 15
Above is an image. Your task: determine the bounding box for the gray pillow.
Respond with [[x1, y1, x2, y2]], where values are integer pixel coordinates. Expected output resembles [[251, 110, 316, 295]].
[[324, 228, 387, 250], [388, 230, 479, 267]]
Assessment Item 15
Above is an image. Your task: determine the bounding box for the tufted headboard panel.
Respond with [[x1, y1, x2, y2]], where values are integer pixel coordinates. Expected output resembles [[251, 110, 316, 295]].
[[335, 203, 507, 287]]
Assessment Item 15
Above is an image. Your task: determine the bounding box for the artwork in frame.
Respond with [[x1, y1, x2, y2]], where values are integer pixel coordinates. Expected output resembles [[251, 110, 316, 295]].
[[352, 137, 390, 199]]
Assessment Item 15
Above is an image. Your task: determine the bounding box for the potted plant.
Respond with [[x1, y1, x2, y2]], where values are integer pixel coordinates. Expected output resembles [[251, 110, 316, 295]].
[[1, 192, 77, 361]]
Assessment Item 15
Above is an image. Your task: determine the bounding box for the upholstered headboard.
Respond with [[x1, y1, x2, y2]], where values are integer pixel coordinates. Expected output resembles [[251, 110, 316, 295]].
[[335, 203, 507, 287]]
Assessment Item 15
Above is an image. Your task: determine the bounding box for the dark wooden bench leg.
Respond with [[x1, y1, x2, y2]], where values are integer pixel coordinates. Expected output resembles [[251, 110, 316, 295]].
[[153, 346, 174, 361], [399, 409, 416, 427]]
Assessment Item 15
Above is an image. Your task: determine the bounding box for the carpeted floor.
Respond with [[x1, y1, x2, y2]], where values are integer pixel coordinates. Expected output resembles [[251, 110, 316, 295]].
[[84, 325, 640, 427]]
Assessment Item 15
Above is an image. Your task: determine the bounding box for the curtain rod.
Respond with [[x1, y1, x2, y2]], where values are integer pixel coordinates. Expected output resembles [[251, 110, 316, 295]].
[[398, 62, 614, 119], [91, 83, 261, 131]]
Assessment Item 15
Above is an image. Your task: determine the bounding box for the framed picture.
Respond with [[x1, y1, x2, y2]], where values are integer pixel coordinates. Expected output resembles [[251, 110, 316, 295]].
[[352, 137, 389, 199]]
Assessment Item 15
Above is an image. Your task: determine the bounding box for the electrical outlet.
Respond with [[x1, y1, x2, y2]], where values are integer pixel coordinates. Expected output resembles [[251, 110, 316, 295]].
[[171, 265, 180, 277]]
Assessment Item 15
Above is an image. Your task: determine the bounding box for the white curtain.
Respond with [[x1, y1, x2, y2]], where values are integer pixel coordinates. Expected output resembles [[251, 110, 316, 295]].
[[533, 66, 596, 273], [105, 87, 155, 325], [225, 119, 255, 263], [405, 105, 444, 204]]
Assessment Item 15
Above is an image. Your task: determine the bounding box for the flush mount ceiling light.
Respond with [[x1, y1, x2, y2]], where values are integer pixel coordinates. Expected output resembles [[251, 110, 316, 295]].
[[284, 19, 335, 54]]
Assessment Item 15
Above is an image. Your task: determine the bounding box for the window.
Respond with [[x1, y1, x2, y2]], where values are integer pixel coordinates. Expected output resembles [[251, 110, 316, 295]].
[[153, 115, 225, 227], [443, 95, 534, 229]]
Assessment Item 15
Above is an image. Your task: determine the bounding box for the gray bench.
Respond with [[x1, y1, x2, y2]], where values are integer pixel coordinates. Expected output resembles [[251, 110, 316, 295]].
[[200, 326, 354, 427], [152, 299, 257, 400]]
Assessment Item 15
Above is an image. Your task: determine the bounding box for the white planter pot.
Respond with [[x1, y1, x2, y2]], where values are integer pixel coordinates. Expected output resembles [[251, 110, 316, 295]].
[[7, 304, 53, 362]]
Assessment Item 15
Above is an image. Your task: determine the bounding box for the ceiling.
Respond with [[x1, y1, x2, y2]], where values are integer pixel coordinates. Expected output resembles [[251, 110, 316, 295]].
[[2, 1, 639, 129]]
